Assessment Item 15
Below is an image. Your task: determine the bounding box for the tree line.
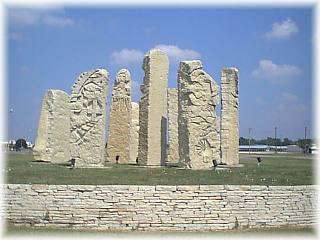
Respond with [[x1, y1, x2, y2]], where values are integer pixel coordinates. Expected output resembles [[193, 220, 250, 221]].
[[239, 137, 313, 149]]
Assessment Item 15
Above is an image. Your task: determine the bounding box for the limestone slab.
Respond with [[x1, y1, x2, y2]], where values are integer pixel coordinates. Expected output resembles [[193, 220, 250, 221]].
[[130, 102, 139, 164], [167, 88, 179, 164], [33, 89, 70, 163], [220, 68, 239, 166], [106, 69, 132, 164], [178, 60, 220, 170], [70, 69, 109, 167], [138, 49, 169, 166]]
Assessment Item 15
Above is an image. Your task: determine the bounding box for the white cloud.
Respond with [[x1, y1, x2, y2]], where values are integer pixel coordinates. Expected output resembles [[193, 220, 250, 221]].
[[277, 92, 307, 113], [42, 15, 74, 27], [109, 45, 200, 66], [9, 10, 41, 27], [9, 9, 75, 28], [109, 49, 144, 65], [251, 59, 301, 84], [154, 44, 201, 61], [265, 18, 298, 40]]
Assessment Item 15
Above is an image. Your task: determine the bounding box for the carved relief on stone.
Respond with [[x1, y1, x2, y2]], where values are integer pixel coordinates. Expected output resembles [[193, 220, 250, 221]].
[[178, 60, 220, 170], [70, 69, 109, 167], [106, 69, 132, 164]]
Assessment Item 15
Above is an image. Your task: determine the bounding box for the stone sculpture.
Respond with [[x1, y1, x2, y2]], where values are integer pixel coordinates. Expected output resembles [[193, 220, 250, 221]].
[[167, 88, 179, 164], [178, 60, 220, 170], [220, 68, 239, 166], [106, 69, 132, 164], [33, 89, 70, 163], [129, 102, 139, 164], [138, 49, 169, 166], [70, 69, 109, 167]]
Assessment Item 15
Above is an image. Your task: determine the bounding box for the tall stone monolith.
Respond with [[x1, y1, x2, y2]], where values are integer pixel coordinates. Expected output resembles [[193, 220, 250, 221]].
[[178, 60, 220, 170], [33, 89, 70, 163], [138, 49, 169, 166], [106, 69, 132, 164], [70, 69, 109, 167], [220, 68, 239, 166], [167, 88, 179, 164], [129, 102, 139, 164]]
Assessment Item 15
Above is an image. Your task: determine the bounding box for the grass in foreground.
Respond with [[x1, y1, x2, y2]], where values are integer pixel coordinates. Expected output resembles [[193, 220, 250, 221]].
[[4, 152, 313, 185], [4, 224, 315, 235]]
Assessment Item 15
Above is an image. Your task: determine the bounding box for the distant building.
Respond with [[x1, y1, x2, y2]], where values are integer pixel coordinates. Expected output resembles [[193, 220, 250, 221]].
[[239, 145, 287, 153], [269, 146, 287, 152], [239, 145, 269, 152], [287, 145, 303, 153]]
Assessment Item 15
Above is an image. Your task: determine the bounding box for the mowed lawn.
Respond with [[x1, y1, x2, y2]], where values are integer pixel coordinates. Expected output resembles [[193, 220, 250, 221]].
[[4, 152, 314, 185], [5, 224, 315, 235]]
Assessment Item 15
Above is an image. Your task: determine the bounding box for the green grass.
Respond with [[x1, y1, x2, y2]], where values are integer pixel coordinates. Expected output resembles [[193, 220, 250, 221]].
[[4, 224, 315, 235], [4, 152, 314, 185]]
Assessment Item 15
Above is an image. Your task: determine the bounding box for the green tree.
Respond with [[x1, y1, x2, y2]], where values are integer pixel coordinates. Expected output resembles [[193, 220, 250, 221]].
[[15, 139, 27, 151]]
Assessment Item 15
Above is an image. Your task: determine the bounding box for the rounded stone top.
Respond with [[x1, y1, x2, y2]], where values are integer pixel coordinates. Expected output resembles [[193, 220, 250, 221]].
[[117, 69, 131, 79], [95, 68, 109, 76], [131, 101, 139, 108], [117, 69, 130, 75], [115, 69, 131, 85], [72, 68, 109, 93]]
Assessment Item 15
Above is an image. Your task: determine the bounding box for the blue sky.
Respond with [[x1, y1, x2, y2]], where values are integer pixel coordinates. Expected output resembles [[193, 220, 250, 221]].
[[6, 6, 313, 142]]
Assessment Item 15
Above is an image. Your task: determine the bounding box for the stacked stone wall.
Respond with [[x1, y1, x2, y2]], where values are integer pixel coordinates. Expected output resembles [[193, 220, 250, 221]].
[[3, 184, 316, 231]]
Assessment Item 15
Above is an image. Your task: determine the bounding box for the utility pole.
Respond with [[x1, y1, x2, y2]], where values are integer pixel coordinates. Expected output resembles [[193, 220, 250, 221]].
[[274, 126, 278, 154], [248, 128, 252, 155], [304, 126, 308, 154]]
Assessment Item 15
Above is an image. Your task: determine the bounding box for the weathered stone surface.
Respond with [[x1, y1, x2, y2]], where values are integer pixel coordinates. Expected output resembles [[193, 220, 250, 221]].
[[70, 69, 109, 167], [220, 68, 239, 166], [33, 90, 70, 163], [106, 69, 132, 164], [138, 49, 169, 166], [178, 60, 220, 170], [4, 184, 316, 231], [167, 88, 179, 164], [130, 102, 139, 164]]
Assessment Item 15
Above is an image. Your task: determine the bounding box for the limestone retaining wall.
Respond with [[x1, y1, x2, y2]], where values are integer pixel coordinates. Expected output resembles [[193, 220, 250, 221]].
[[2, 184, 317, 231]]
